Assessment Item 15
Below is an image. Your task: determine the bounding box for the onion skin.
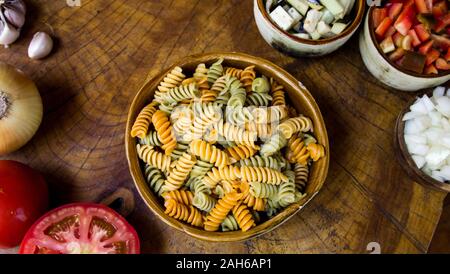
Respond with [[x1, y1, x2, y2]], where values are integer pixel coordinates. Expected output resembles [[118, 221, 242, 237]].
[[0, 62, 43, 155]]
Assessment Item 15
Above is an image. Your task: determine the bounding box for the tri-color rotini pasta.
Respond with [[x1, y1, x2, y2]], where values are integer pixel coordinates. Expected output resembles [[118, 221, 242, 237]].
[[131, 59, 326, 232]]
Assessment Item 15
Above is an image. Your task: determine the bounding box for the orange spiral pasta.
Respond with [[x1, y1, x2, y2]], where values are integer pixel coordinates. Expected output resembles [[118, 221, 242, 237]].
[[201, 89, 218, 103], [162, 190, 194, 206], [240, 166, 288, 185], [157, 66, 186, 93], [204, 191, 242, 231], [164, 199, 203, 227], [189, 140, 230, 168], [277, 116, 313, 139], [152, 110, 177, 155], [136, 144, 172, 173], [131, 102, 158, 139], [307, 143, 325, 162], [270, 78, 286, 106], [287, 136, 310, 165], [241, 181, 266, 211], [181, 77, 196, 85], [240, 65, 256, 92], [224, 67, 243, 78], [225, 144, 260, 163], [202, 166, 241, 188], [163, 152, 197, 191], [232, 203, 255, 232], [194, 64, 210, 91]]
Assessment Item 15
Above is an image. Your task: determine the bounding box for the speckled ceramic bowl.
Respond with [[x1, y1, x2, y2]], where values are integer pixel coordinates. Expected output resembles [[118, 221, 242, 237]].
[[253, 0, 365, 57], [359, 6, 450, 92]]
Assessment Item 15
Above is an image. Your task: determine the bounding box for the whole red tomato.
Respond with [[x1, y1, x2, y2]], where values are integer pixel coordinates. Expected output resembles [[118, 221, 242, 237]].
[[0, 160, 48, 248]]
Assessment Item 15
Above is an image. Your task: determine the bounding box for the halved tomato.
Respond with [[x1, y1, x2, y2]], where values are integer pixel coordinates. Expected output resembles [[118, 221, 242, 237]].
[[19, 203, 140, 254]]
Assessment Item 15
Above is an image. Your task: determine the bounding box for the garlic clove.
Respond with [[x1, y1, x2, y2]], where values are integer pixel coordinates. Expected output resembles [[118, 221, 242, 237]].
[[0, 20, 20, 48], [11, 0, 27, 15], [28, 32, 53, 60], [4, 7, 25, 29]]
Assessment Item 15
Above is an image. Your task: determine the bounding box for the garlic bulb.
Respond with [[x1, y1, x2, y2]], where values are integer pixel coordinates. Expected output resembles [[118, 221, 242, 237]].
[[0, 62, 43, 155], [0, 0, 26, 47], [28, 32, 53, 59], [0, 15, 19, 47], [4, 6, 25, 28]]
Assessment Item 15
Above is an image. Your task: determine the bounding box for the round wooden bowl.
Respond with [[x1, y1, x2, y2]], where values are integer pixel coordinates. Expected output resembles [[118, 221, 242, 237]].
[[125, 52, 330, 241], [395, 94, 450, 193]]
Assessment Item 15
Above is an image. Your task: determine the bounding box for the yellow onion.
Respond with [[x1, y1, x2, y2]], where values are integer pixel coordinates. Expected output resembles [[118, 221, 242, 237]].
[[0, 62, 42, 155]]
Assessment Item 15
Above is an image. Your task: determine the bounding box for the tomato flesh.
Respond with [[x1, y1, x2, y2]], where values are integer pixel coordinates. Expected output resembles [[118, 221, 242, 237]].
[[19, 203, 140, 254]]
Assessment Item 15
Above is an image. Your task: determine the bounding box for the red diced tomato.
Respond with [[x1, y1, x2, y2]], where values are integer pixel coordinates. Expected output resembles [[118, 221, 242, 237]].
[[373, 8, 388, 28], [414, 24, 430, 41], [425, 49, 440, 65], [389, 3, 403, 19], [385, 26, 397, 37], [424, 64, 438, 74], [376, 17, 394, 38], [434, 14, 450, 33], [408, 29, 421, 47], [436, 58, 450, 70], [445, 48, 450, 61], [415, 0, 431, 14], [432, 1, 448, 19], [394, 4, 415, 35], [419, 40, 434, 54]]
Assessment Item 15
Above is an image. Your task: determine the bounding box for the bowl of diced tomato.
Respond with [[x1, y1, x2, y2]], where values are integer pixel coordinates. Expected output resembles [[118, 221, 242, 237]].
[[359, 0, 450, 92]]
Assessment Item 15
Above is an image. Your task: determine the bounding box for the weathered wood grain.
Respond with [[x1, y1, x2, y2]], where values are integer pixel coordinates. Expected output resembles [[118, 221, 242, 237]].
[[0, 0, 447, 253]]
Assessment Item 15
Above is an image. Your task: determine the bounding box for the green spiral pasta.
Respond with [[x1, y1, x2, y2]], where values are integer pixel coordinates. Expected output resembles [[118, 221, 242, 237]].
[[249, 182, 278, 199], [237, 155, 283, 170], [207, 58, 224, 84], [190, 159, 214, 178], [245, 92, 272, 107], [144, 165, 165, 196], [160, 83, 200, 104], [227, 76, 246, 108], [186, 176, 211, 194], [277, 170, 296, 207], [221, 215, 240, 232], [159, 101, 177, 114], [193, 192, 217, 212], [260, 132, 287, 157], [266, 198, 280, 217], [171, 142, 190, 161], [139, 130, 162, 147], [252, 76, 270, 93]]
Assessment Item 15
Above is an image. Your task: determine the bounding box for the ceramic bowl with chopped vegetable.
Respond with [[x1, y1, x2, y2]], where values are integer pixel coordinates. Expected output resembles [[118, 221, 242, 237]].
[[360, 0, 450, 92], [396, 86, 450, 193], [254, 0, 365, 57]]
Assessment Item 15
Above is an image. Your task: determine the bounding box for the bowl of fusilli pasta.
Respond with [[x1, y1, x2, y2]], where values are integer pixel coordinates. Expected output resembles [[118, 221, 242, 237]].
[[126, 52, 329, 241]]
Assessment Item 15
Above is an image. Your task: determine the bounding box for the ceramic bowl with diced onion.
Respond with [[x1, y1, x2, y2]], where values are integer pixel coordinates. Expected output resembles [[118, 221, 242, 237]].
[[359, 1, 450, 92], [253, 0, 365, 57], [396, 86, 450, 193]]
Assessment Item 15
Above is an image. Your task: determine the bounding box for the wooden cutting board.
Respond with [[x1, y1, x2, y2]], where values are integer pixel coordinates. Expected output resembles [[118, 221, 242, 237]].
[[0, 0, 447, 253]]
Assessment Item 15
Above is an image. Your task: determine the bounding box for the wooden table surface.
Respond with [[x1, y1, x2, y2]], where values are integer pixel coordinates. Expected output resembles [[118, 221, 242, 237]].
[[1, 0, 448, 254]]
